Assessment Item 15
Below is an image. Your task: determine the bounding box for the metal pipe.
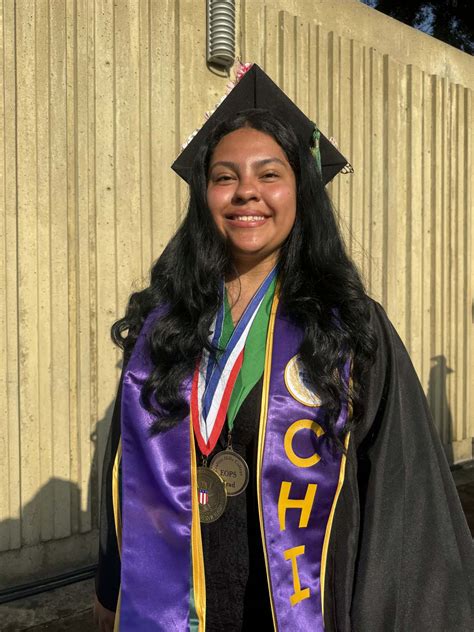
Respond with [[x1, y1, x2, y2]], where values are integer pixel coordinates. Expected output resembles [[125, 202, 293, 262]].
[[207, 0, 235, 67], [0, 565, 96, 604]]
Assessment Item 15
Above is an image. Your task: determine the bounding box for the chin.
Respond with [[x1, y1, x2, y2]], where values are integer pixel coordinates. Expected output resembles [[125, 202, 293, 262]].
[[230, 246, 279, 262]]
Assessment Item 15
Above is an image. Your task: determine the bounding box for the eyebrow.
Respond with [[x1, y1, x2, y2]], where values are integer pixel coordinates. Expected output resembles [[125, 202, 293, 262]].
[[209, 157, 287, 171]]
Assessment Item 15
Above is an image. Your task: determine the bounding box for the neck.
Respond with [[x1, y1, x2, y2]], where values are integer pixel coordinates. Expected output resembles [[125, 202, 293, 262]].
[[226, 253, 277, 292], [224, 254, 277, 326]]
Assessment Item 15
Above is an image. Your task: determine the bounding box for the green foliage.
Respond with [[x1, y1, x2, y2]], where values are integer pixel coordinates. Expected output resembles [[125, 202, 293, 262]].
[[361, 0, 474, 54]]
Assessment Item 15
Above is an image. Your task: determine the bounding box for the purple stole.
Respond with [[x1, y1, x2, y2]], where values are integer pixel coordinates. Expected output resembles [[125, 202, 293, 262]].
[[118, 296, 350, 631]]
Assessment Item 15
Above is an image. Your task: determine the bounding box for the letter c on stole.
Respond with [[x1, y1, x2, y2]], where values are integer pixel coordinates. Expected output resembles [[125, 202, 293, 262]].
[[284, 419, 324, 468]]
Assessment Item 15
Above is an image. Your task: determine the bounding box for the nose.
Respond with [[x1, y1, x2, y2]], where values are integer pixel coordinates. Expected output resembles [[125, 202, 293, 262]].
[[232, 176, 261, 204]]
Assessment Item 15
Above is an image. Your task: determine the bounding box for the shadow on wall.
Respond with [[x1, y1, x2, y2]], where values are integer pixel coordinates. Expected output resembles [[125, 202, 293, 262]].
[[427, 355, 454, 464], [0, 393, 117, 589]]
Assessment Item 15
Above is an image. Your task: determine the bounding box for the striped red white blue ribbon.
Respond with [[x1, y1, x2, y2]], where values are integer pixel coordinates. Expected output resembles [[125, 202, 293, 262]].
[[191, 266, 278, 456]]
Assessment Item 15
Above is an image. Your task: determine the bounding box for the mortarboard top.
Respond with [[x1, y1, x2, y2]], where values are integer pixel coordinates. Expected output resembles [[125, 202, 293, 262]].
[[171, 63, 350, 186]]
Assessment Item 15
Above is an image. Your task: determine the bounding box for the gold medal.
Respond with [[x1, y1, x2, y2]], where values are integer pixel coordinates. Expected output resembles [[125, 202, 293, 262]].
[[196, 466, 227, 523], [210, 449, 249, 497]]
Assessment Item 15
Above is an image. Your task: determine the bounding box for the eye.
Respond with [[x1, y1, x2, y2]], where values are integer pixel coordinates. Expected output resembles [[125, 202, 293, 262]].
[[213, 173, 235, 183], [261, 171, 279, 180]]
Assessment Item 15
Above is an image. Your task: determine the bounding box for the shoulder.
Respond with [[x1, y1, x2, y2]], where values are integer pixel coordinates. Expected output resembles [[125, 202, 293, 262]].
[[124, 304, 168, 366], [354, 296, 424, 444], [365, 296, 392, 334], [366, 298, 418, 378], [364, 297, 408, 361]]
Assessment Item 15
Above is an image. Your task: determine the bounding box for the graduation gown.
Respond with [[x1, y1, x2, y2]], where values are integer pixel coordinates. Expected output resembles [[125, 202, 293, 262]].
[[95, 299, 474, 631]]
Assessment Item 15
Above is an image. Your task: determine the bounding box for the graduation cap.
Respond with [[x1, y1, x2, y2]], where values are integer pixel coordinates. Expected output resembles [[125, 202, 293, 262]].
[[171, 63, 351, 185]]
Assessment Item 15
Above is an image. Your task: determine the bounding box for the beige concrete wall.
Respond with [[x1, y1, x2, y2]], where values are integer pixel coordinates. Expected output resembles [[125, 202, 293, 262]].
[[0, 0, 472, 584]]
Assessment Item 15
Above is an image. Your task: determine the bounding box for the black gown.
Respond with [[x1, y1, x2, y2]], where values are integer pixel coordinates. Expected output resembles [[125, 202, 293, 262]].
[[95, 300, 474, 631]]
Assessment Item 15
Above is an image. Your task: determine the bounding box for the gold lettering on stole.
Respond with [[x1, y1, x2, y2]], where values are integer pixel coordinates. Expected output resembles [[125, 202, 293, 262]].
[[284, 419, 324, 468], [279, 419, 324, 605], [284, 545, 310, 605], [278, 481, 317, 531]]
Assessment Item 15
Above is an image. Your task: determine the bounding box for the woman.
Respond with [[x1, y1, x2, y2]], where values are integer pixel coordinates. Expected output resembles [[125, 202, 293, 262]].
[[94, 66, 474, 631]]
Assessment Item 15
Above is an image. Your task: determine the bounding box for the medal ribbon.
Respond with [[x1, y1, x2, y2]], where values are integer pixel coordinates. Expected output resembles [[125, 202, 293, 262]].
[[191, 266, 278, 456]]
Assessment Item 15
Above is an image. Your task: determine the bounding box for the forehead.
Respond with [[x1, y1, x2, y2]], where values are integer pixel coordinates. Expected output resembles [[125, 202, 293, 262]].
[[211, 127, 288, 162]]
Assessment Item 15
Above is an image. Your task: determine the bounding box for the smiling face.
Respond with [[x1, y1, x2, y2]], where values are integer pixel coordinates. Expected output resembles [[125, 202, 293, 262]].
[[207, 127, 297, 270]]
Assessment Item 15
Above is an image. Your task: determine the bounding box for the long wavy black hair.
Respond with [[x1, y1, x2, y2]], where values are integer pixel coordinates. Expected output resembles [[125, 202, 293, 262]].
[[112, 108, 377, 440]]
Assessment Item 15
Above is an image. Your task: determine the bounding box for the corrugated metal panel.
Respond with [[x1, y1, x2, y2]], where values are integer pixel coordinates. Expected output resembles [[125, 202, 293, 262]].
[[0, 0, 472, 583]]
